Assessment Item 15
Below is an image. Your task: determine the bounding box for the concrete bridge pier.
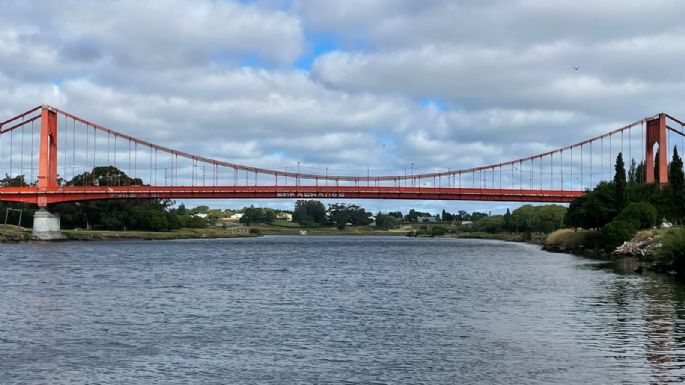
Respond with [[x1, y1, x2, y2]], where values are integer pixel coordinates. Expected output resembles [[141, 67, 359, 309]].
[[32, 208, 64, 240]]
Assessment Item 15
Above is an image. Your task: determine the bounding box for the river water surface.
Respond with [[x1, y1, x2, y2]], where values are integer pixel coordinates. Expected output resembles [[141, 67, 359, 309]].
[[2, 236, 685, 384]]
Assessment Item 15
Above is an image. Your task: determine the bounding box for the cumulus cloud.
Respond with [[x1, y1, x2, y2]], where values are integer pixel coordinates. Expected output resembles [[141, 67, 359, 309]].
[[1, 0, 684, 213]]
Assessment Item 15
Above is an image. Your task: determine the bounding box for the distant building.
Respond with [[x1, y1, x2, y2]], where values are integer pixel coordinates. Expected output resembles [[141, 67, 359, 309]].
[[192, 213, 208, 219], [276, 212, 293, 221], [228, 213, 244, 221]]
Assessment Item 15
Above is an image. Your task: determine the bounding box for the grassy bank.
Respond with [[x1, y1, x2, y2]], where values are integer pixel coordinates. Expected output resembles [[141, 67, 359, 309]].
[[248, 221, 412, 236], [0, 224, 34, 242], [452, 231, 548, 244], [62, 227, 258, 241]]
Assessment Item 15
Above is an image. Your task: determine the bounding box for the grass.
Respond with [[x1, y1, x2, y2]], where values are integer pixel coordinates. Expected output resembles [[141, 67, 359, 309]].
[[544, 229, 600, 251], [249, 222, 409, 236], [62, 227, 258, 241], [0, 224, 34, 242], [453, 231, 547, 243]]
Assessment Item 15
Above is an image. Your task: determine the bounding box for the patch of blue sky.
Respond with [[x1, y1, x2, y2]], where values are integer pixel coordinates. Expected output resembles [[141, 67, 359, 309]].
[[420, 98, 451, 111], [294, 33, 339, 70], [52, 78, 65, 87]]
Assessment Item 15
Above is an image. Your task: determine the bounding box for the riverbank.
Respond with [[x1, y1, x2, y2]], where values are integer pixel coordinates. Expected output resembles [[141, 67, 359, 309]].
[[451, 231, 548, 244], [248, 222, 411, 236], [0, 225, 34, 242], [61, 228, 259, 241]]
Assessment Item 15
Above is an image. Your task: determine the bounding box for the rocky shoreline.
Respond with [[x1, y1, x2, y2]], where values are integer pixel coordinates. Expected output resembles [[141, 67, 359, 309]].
[[543, 228, 682, 275]]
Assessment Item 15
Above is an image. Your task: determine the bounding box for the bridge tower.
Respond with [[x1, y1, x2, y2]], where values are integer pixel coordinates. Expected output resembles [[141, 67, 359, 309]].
[[645, 113, 668, 185], [33, 105, 63, 240]]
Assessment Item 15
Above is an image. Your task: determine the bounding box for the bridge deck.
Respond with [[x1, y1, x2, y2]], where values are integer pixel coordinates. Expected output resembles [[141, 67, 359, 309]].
[[0, 186, 584, 205]]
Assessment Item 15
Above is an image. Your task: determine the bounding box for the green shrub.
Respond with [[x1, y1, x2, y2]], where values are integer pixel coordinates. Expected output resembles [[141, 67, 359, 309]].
[[599, 220, 637, 251], [430, 226, 448, 236], [655, 228, 685, 271], [614, 202, 658, 230], [249, 228, 262, 235]]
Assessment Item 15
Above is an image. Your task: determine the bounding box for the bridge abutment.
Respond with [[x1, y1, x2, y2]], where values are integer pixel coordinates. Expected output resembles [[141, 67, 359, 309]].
[[32, 208, 64, 240]]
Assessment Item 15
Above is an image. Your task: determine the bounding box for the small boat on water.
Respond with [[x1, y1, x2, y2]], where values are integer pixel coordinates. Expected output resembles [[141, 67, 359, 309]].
[[298, 230, 308, 236]]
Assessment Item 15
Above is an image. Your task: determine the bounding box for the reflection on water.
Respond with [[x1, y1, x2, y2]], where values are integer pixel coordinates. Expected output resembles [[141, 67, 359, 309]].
[[2, 236, 685, 384]]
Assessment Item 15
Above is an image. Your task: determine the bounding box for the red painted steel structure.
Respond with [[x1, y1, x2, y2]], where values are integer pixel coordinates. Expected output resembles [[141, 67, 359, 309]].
[[0, 106, 683, 206]]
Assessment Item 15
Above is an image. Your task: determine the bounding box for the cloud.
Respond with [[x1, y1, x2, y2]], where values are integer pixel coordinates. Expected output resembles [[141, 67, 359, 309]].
[[2, 0, 685, 213]]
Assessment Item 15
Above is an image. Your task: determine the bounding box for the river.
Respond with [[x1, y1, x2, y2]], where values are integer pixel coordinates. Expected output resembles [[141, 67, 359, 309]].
[[2, 236, 685, 384]]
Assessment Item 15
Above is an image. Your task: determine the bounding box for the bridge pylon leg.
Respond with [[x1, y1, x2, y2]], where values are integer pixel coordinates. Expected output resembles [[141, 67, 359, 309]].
[[32, 106, 63, 239], [645, 113, 668, 185]]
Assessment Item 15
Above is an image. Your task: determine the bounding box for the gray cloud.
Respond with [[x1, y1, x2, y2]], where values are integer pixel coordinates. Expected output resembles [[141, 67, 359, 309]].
[[1, 0, 683, 213]]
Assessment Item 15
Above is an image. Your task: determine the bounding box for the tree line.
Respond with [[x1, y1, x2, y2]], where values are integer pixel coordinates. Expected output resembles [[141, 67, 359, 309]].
[[564, 148, 685, 253], [0, 166, 207, 231]]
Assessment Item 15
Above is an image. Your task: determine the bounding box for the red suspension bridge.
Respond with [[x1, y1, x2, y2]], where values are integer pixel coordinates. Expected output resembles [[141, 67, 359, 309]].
[[0, 105, 684, 207]]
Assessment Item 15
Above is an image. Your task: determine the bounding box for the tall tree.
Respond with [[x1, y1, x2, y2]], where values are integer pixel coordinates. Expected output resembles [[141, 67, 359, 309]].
[[613, 152, 627, 211], [628, 159, 641, 184], [669, 146, 685, 192], [292, 200, 327, 225], [669, 146, 685, 223]]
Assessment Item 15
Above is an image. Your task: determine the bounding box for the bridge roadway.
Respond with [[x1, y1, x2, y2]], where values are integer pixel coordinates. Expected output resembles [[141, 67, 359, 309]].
[[0, 185, 584, 206]]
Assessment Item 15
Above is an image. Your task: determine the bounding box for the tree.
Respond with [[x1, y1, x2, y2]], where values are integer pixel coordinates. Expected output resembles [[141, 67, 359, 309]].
[[441, 209, 453, 222], [327, 203, 351, 231], [473, 215, 504, 233], [375, 212, 400, 230], [614, 202, 658, 230], [668, 146, 685, 223], [68, 166, 143, 187], [628, 159, 645, 185], [502, 209, 512, 232], [405, 209, 431, 222], [293, 200, 327, 225], [176, 203, 187, 216], [614, 152, 627, 211], [239, 206, 275, 225], [564, 181, 618, 229], [669, 146, 684, 191]]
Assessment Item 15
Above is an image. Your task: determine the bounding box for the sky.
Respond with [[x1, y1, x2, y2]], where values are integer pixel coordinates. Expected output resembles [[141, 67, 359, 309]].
[[1, 0, 684, 214]]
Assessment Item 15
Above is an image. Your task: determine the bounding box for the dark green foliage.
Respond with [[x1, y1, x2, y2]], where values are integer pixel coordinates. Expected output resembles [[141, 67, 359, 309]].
[[599, 220, 636, 251], [614, 202, 658, 230], [614, 153, 627, 211], [178, 214, 207, 228], [430, 226, 448, 236], [49, 167, 202, 232], [655, 228, 685, 271], [387, 211, 404, 219], [473, 215, 504, 233], [327, 203, 372, 230], [510, 204, 566, 233], [628, 159, 643, 184], [502, 209, 512, 232], [668, 147, 685, 223], [670, 146, 685, 191], [405, 209, 431, 222], [375, 212, 400, 230], [67, 166, 143, 187], [1, 174, 32, 187], [191, 205, 210, 214], [292, 200, 327, 225], [239, 206, 275, 225], [441, 209, 453, 222], [565, 181, 618, 229]]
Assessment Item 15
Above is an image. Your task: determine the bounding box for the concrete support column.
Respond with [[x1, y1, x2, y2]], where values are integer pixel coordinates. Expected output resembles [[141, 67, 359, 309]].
[[32, 208, 63, 240]]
